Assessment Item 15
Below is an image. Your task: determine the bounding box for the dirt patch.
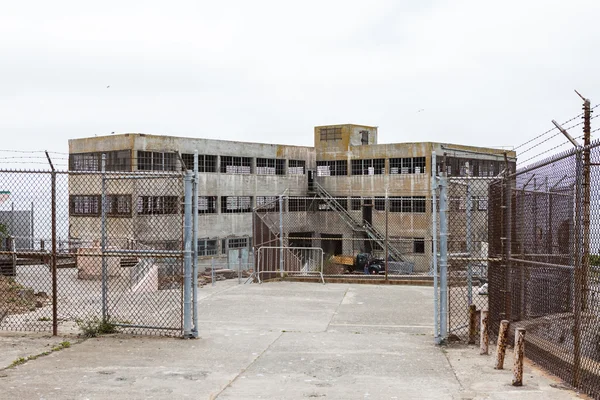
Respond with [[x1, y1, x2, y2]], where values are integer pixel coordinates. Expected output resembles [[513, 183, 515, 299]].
[[0, 276, 49, 319]]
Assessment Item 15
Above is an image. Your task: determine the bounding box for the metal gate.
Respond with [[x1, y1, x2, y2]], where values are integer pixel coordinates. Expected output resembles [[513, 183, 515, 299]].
[[256, 246, 324, 284], [0, 159, 199, 337]]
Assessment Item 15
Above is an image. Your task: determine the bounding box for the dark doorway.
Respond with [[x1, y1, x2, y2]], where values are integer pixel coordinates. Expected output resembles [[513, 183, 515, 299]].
[[321, 233, 343, 256], [308, 170, 314, 192], [289, 232, 313, 248]]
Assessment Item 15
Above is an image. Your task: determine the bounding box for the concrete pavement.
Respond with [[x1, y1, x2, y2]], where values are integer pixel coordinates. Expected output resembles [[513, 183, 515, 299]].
[[0, 281, 586, 399]]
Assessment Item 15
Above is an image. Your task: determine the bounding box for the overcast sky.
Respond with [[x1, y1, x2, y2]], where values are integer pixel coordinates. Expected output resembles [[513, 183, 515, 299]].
[[2, 0, 600, 165]]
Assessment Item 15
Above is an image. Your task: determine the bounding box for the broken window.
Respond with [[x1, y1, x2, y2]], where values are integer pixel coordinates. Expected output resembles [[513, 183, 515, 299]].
[[319, 127, 342, 141], [70, 153, 100, 171], [70, 195, 100, 216], [351, 197, 361, 211], [198, 196, 217, 214], [256, 158, 286, 175], [222, 237, 249, 254], [137, 196, 179, 215], [256, 196, 280, 211], [220, 196, 253, 213], [136, 151, 176, 171], [198, 239, 218, 256], [316, 160, 347, 176], [107, 195, 132, 216], [351, 159, 385, 175], [389, 157, 426, 174], [288, 160, 306, 175], [360, 130, 369, 145], [288, 197, 309, 212], [180, 154, 218, 172], [220, 156, 252, 174]]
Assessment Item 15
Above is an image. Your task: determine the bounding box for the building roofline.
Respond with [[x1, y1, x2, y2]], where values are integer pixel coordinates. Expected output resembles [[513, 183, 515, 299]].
[[68, 133, 314, 150]]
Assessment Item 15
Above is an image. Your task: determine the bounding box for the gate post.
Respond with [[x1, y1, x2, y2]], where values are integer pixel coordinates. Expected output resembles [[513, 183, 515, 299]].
[[439, 170, 449, 343], [431, 152, 440, 344], [183, 170, 193, 338], [191, 151, 199, 338], [101, 154, 108, 323]]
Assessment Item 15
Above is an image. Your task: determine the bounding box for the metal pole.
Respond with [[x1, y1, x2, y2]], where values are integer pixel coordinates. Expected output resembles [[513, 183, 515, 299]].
[[512, 327, 526, 386], [238, 251, 242, 284], [503, 156, 512, 322], [183, 170, 193, 338], [480, 308, 489, 355], [431, 152, 440, 344], [101, 154, 107, 323], [46, 161, 57, 336], [192, 151, 199, 338], [439, 171, 449, 343], [582, 97, 591, 312], [466, 176, 473, 305], [279, 194, 284, 277], [573, 146, 583, 386], [385, 188, 388, 281], [495, 320, 510, 369]]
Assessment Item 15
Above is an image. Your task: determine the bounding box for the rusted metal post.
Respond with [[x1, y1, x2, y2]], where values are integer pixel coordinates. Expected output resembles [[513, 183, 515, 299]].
[[480, 308, 489, 355], [468, 304, 477, 344], [503, 153, 512, 322], [494, 320, 510, 369], [512, 327, 526, 386], [45, 151, 57, 336]]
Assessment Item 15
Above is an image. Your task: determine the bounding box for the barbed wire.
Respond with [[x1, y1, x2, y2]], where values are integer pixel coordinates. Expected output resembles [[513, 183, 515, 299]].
[[517, 130, 594, 167], [514, 104, 599, 153]]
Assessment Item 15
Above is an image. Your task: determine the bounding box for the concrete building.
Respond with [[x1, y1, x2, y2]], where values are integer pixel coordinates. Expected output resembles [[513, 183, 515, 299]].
[[68, 126, 516, 272]]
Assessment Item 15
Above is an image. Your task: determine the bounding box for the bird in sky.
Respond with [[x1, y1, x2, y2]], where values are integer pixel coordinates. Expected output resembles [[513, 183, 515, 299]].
[[417, 109, 425, 113], [106, 85, 110, 88]]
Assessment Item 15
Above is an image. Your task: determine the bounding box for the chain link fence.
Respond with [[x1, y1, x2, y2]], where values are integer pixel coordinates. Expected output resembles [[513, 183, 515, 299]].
[[0, 168, 186, 336], [485, 140, 600, 398], [253, 190, 434, 281]]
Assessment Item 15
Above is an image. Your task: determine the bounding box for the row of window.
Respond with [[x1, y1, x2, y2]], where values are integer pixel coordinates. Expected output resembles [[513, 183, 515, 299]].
[[198, 237, 252, 256], [70, 151, 307, 175], [70, 151, 428, 177], [316, 157, 426, 176], [436, 157, 507, 177], [69, 194, 437, 216]]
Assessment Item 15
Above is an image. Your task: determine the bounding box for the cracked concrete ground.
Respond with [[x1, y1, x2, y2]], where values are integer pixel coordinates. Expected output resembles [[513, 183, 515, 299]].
[[0, 281, 587, 399]]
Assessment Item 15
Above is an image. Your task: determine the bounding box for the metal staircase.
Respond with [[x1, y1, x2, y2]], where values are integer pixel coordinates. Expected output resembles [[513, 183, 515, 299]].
[[312, 181, 406, 262]]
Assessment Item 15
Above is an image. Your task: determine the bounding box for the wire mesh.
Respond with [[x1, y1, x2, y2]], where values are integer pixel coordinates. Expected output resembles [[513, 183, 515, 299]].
[[487, 140, 600, 398], [253, 191, 434, 281], [0, 168, 185, 336], [442, 177, 499, 340]]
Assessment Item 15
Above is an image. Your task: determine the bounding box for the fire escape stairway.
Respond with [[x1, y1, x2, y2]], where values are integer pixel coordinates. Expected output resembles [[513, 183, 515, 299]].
[[313, 181, 406, 262]]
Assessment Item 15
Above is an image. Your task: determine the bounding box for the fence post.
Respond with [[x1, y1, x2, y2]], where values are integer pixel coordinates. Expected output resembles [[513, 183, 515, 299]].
[[439, 171, 449, 343], [44, 151, 58, 336], [466, 177, 473, 305], [503, 159, 512, 322], [191, 151, 199, 338], [431, 152, 440, 344], [480, 308, 489, 355], [573, 145, 584, 387], [183, 170, 193, 338], [494, 320, 510, 369], [512, 327, 526, 386], [279, 194, 284, 277]]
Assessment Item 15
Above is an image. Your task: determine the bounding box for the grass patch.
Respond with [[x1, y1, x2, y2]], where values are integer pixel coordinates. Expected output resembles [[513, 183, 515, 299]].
[[77, 317, 119, 338], [6, 340, 74, 369]]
